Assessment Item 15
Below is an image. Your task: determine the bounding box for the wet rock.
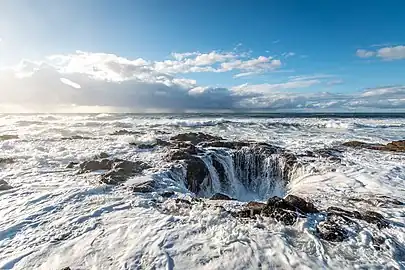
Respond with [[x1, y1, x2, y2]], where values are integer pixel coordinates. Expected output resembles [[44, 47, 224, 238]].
[[110, 129, 141, 136], [94, 152, 109, 159], [235, 201, 266, 218], [66, 161, 78, 169], [201, 141, 251, 149], [317, 214, 348, 242], [211, 155, 227, 184], [168, 144, 199, 161], [175, 198, 192, 205], [284, 195, 319, 213], [60, 267, 71, 270], [327, 206, 389, 229], [136, 143, 155, 149], [0, 180, 13, 190], [79, 159, 114, 173], [100, 160, 151, 185], [262, 196, 298, 225], [0, 157, 15, 165], [343, 140, 405, 152], [185, 156, 209, 194], [155, 138, 171, 147], [210, 193, 234, 200], [61, 135, 91, 140], [129, 179, 156, 193], [0, 134, 18, 140], [160, 191, 175, 198], [170, 132, 223, 145], [362, 211, 389, 229]]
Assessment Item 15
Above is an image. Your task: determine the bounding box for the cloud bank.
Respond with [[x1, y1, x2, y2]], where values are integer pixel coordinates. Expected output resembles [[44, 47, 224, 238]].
[[356, 45, 405, 60], [0, 51, 404, 112]]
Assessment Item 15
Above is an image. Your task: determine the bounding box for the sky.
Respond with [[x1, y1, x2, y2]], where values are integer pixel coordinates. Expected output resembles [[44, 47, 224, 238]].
[[0, 0, 404, 112]]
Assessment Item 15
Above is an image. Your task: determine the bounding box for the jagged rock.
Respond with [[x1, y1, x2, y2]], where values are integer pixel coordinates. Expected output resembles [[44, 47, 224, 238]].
[[79, 158, 150, 185], [66, 161, 78, 168], [343, 140, 405, 152], [110, 129, 141, 136], [210, 193, 234, 200], [0, 180, 13, 190], [327, 206, 389, 229], [60, 267, 71, 270], [349, 195, 403, 207], [284, 195, 319, 213], [0, 134, 18, 140], [170, 132, 223, 145], [129, 179, 156, 193], [175, 198, 192, 205], [160, 191, 175, 198], [156, 138, 171, 147], [61, 135, 91, 140], [201, 141, 251, 149], [79, 159, 114, 173], [261, 196, 298, 225], [94, 152, 109, 159], [136, 143, 155, 149], [211, 155, 227, 184], [0, 157, 15, 165], [168, 144, 199, 161], [185, 156, 209, 193], [100, 160, 151, 185], [317, 214, 349, 242]]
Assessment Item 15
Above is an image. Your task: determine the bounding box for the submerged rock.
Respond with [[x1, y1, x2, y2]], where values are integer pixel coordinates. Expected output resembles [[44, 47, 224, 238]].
[[61, 135, 91, 140], [327, 206, 389, 229], [0, 134, 18, 140], [170, 132, 223, 145], [66, 161, 78, 169], [110, 129, 142, 136], [0, 157, 15, 165], [185, 156, 209, 193], [317, 214, 349, 242], [79, 158, 150, 185], [0, 180, 13, 190], [210, 193, 235, 200], [284, 195, 319, 213], [343, 140, 405, 152], [261, 196, 298, 225]]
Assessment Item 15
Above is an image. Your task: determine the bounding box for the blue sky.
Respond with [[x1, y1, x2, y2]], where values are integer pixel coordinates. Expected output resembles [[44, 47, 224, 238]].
[[0, 1, 404, 112]]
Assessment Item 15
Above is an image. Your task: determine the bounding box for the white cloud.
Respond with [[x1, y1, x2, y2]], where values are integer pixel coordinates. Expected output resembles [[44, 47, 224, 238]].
[[356, 49, 375, 58], [356, 45, 405, 60], [60, 78, 81, 89], [232, 79, 320, 94], [377, 45, 405, 60]]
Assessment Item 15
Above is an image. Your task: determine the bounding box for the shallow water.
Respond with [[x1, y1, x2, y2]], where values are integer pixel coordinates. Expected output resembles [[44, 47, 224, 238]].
[[0, 113, 404, 269]]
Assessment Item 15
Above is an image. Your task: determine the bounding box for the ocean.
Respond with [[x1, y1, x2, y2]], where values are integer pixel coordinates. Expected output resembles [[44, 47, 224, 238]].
[[0, 113, 404, 269]]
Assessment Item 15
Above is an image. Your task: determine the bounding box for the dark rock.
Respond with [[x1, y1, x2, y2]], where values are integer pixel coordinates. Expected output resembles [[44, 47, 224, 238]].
[[317, 215, 348, 242], [201, 141, 251, 149], [185, 156, 209, 194], [129, 179, 156, 193], [94, 152, 109, 159], [210, 193, 234, 200], [160, 191, 175, 198], [362, 211, 389, 229], [327, 206, 389, 229], [170, 132, 223, 145], [60, 267, 71, 270], [168, 144, 199, 161], [211, 155, 227, 184], [0, 180, 13, 191], [236, 201, 266, 218], [61, 135, 91, 140], [155, 138, 171, 147], [284, 195, 319, 213], [0, 157, 15, 165], [262, 197, 298, 225], [343, 140, 405, 152], [175, 198, 192, 205], [110, 129, 141, 136], [79, 159, 113, 173], [66, 161, 78, 169], [0, 135, 18, 140], [136, 144, 155, 149]]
